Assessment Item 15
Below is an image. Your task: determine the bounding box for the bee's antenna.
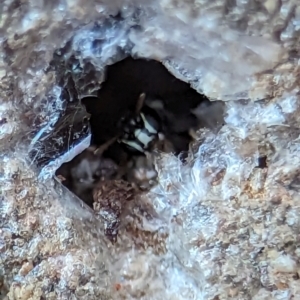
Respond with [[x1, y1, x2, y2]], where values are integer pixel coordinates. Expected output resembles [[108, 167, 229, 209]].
[[135, 93, 146, 114]]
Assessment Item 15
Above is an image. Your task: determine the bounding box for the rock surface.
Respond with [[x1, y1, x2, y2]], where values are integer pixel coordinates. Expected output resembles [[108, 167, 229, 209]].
[[1, 0, 300, 299]]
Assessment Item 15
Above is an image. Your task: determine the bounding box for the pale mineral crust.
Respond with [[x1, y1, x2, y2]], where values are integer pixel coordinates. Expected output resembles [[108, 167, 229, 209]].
[[1, 0, 300, 300]]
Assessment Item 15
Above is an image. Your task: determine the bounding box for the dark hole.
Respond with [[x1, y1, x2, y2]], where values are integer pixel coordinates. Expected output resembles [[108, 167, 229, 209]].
[[51, 55, 224, 241], [257, 247, 264, 254], [56, 57, 212, 199], [0, 118, 7, 126], [257, 156, 267, 169]]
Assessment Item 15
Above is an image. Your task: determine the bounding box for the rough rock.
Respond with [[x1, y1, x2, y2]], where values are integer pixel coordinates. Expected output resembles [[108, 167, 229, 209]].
[[1, 0, 300, 299]]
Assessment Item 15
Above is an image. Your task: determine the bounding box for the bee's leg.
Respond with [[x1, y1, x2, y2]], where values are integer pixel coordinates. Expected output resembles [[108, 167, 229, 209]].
[[94, 136, 119, 156], [188, 128, 198, 140]]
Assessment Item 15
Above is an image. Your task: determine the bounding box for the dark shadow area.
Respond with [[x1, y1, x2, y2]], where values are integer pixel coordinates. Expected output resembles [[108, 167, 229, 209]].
[[257, 155, 267, 169]]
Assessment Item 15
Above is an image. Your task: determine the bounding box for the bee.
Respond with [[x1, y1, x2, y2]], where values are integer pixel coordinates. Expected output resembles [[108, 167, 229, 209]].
[[116, 92, 200, 157], [117, 93, 162, 154]]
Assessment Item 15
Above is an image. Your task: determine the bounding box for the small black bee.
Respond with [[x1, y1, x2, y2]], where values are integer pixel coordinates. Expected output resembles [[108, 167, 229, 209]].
[[116, 92, 202, 156], [117, 93, 162, 154]]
